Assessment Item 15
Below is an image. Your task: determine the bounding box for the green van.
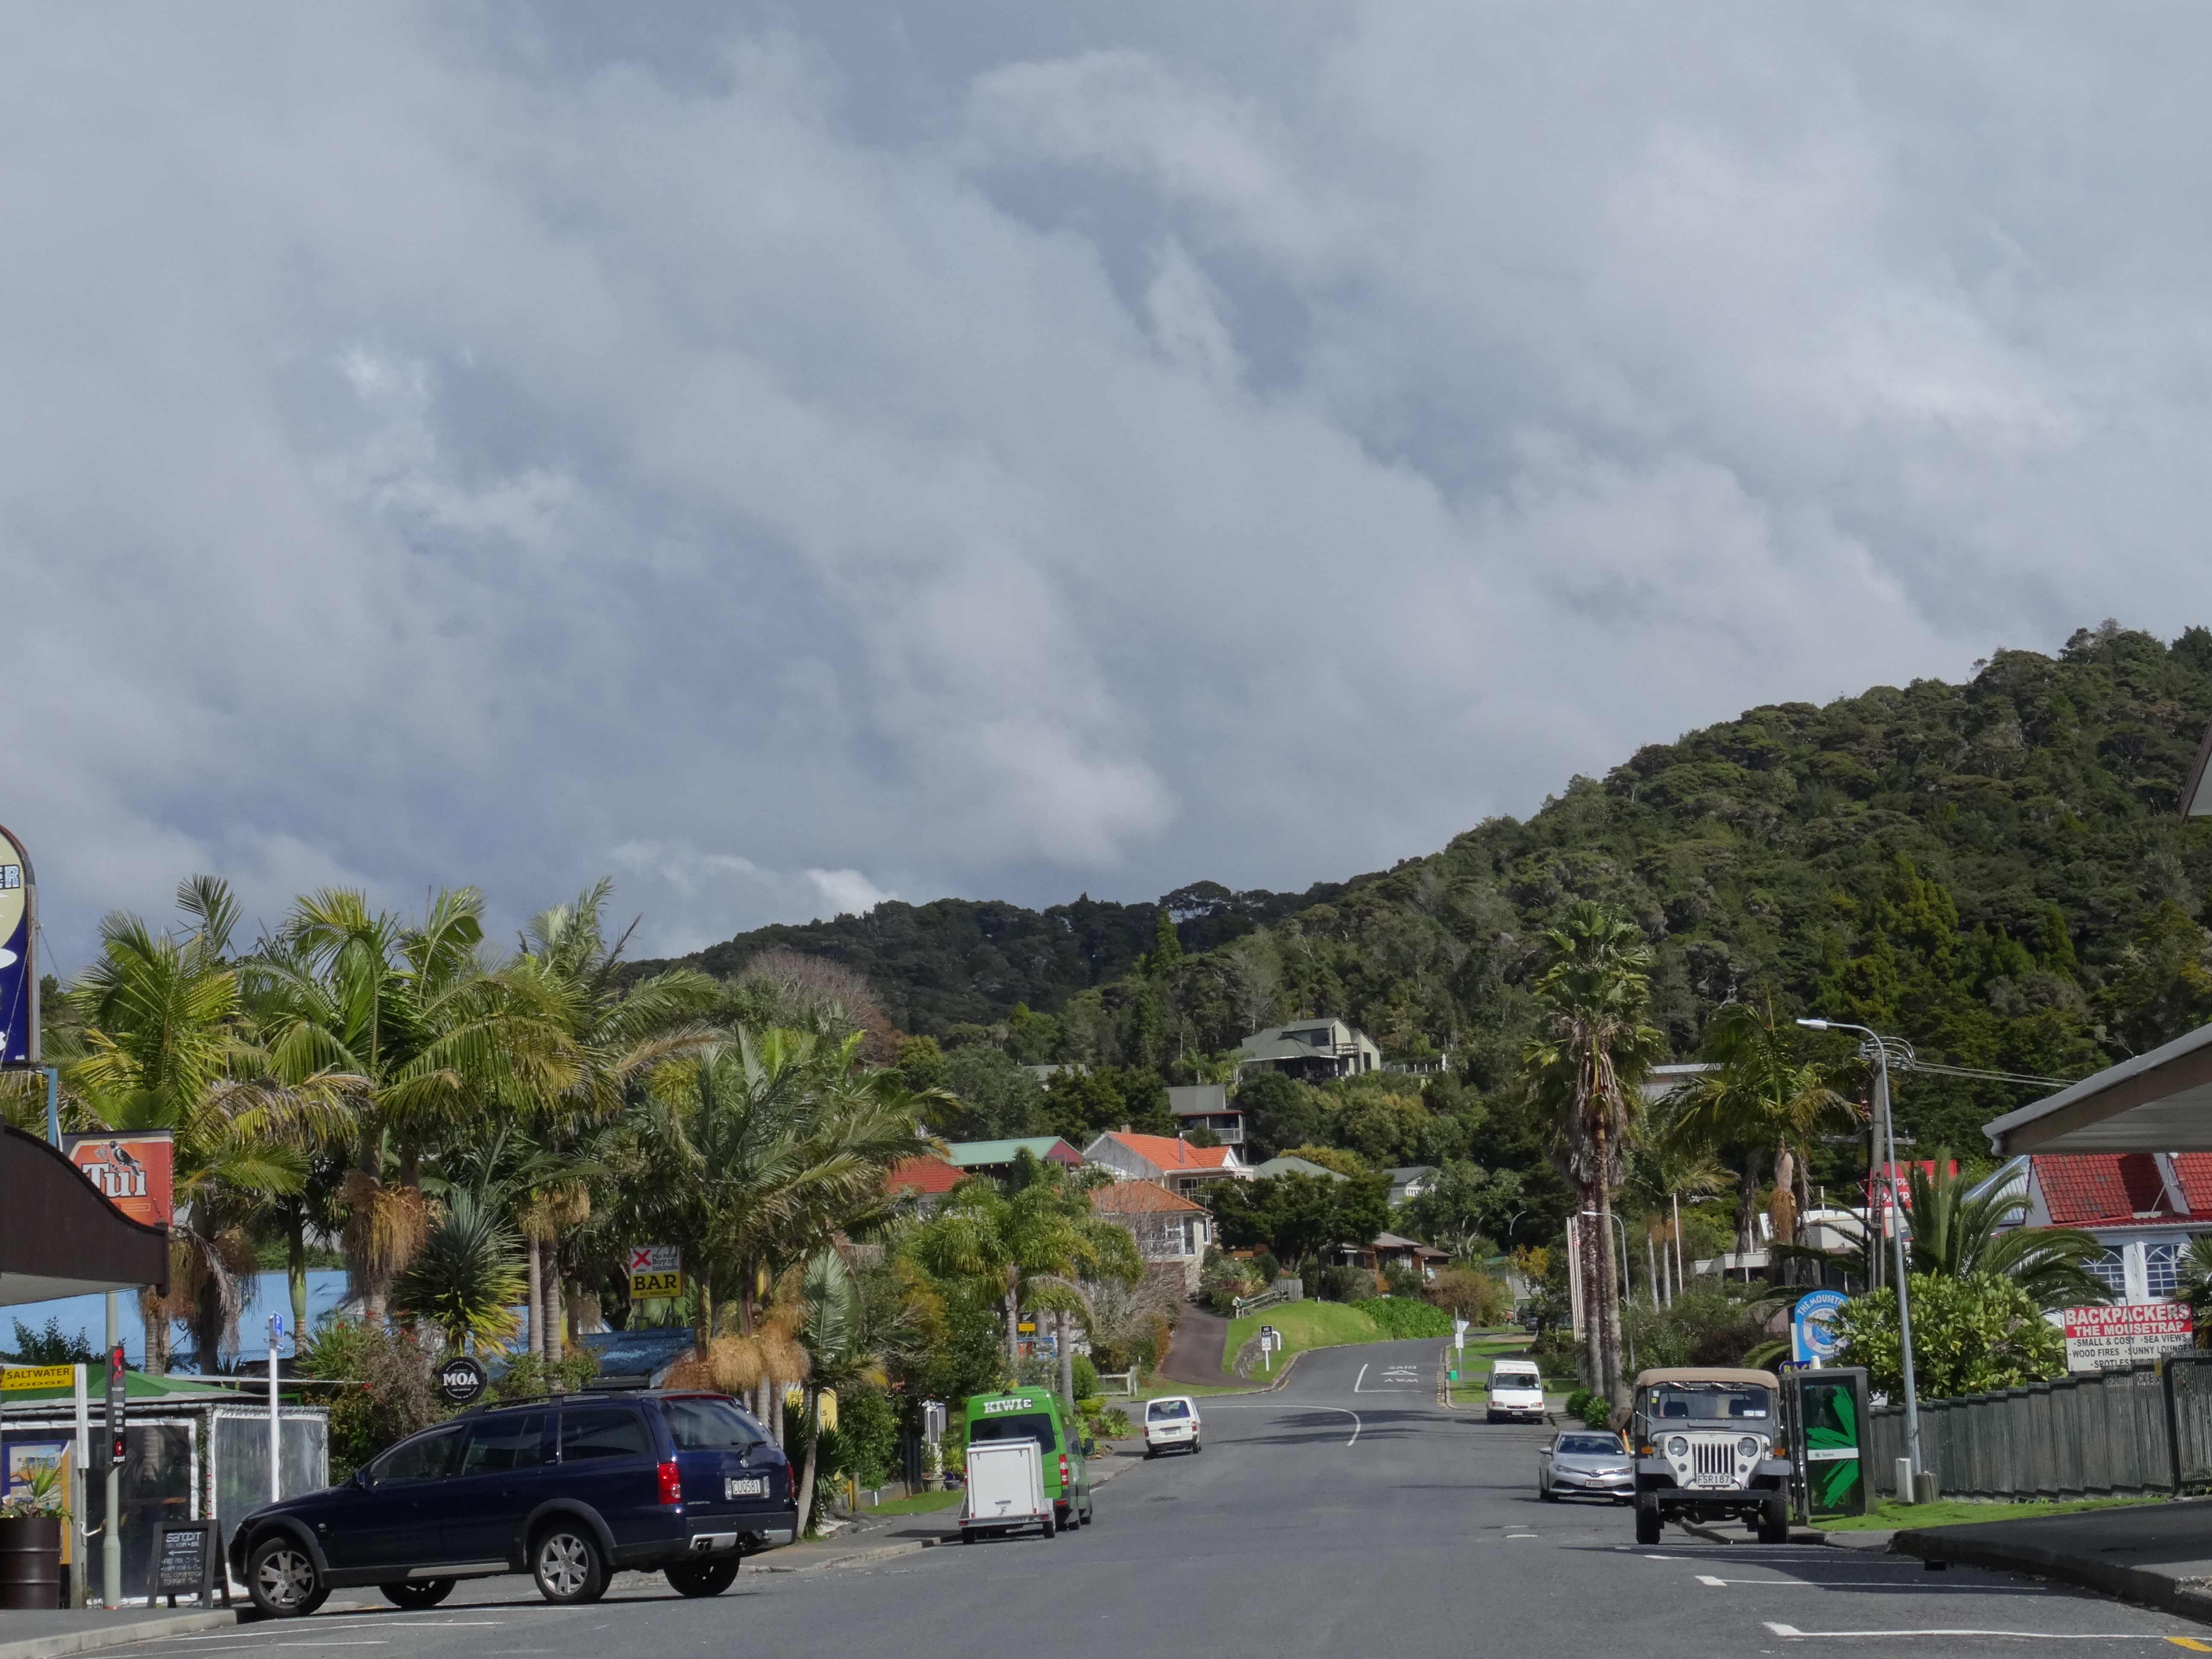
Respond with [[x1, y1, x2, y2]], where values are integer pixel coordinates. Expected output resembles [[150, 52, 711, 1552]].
[[962, 1391, 1094, 1530]]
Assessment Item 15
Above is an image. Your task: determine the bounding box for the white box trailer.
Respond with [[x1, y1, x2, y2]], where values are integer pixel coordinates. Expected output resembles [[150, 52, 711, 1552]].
[[960, 1440, 1056, 1539]]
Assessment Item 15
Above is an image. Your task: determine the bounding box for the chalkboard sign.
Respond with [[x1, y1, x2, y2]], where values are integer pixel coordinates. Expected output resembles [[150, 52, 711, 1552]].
[[149, 1521, 224, 1607]]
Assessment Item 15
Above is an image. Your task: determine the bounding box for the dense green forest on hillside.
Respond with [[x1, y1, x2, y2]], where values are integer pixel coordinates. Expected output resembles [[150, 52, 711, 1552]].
[[671, 623, 2212, 1170]]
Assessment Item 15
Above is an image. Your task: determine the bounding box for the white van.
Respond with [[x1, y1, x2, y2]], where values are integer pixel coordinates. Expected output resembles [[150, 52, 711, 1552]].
[[1487, 1359, 1548, 1424], [1144, 1396, 1202, 1457]]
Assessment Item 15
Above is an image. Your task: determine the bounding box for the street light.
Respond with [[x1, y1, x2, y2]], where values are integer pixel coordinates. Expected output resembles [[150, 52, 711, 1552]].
[[1798, 1016, 1923, 1489]]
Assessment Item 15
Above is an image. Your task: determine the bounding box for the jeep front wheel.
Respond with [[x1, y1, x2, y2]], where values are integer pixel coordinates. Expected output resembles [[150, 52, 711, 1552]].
[[1757, 1493, 1790, 1544], [1633, 1496, 1662, 1546]]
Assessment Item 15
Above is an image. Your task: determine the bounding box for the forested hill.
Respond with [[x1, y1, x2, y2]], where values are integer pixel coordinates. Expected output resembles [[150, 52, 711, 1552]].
[[662, 623, 2212, 1154], [646, 880, 1349, 1037]]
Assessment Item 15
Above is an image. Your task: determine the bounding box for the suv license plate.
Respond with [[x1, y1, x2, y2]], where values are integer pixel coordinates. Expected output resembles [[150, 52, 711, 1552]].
[[726, 1476, 766, 1498]]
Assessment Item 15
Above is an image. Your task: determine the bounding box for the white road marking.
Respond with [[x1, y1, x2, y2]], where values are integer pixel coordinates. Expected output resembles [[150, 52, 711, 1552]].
[[1354, 1364, 1369, 1393], [1763, 1623, 2176, 1640], [1697, 1575, 1727, 1586]]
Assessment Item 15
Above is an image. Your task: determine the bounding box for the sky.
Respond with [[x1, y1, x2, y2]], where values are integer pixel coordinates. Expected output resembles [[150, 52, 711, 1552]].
[[4, 1, 2209, 967]]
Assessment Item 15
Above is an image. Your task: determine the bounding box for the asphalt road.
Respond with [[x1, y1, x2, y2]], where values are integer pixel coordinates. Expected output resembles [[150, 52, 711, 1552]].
[[143, 1339, 2212, 1659]]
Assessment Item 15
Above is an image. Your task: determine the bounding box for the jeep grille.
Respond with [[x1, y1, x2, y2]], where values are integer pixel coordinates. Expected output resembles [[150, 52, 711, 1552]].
[[1693, 1440, 1735, 1481]]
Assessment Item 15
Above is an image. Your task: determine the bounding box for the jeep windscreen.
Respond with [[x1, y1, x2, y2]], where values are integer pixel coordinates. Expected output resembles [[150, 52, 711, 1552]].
[[1649, 1384, 1770, 1420], [969, 1412, 1058, 1447]]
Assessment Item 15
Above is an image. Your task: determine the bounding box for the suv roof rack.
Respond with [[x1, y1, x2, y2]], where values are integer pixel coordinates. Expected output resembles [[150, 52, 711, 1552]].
[[457, 1388, 637, 1415]]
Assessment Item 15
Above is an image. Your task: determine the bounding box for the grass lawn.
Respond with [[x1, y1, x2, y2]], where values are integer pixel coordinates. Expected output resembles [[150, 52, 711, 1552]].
[[859, 1489, 961, 1516], [1815, 1494, 2163, 1531], [1221, 1301, 1382, 1380]]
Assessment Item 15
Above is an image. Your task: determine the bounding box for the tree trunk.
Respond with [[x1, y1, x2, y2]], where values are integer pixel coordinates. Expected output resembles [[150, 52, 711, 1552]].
[[542, 1254, 565, 1370], [526, 1238, 544, 1365], [287, 1216, 309, 1339], [1004, 1282, 1021, 1377], [794, 1386, 821, 1537], [1057, 1310, 1075, 1406], [1590, 1084, 1625, 1410], [140, 1289, 173, 1375], [1735, 1146, 1767, 1257]]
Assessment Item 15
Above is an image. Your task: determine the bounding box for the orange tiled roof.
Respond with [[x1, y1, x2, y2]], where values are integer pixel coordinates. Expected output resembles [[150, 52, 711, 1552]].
[[885, 1155, 963, 1196], [1102, 1132, 1236, 1172], [1091, 1179, 1209, 1215]]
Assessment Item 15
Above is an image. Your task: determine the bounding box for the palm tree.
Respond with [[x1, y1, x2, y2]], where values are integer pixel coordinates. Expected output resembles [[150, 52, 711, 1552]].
[[392, 1189, 528, 1349], [504, 880, 716, 1366], [908, 1154, 1141, 1387], [1903, 1153, 2110, 1312], [253, 887, 569, 1320], [1666, 999, 1859, 1268], [1520, 900, 1666, 1408], [67, 878, 349, 1370]]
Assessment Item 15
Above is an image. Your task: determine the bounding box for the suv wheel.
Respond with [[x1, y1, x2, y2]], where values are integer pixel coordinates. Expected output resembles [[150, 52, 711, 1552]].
[[665, 1557, 740, 1597], [533, 1522, 608, 1605], [1756, 1493, 1791, 1545], [380, 1578, 455, 1610], [247, 1534, 322, 1618], [1633, 1496, 1662, 1547]]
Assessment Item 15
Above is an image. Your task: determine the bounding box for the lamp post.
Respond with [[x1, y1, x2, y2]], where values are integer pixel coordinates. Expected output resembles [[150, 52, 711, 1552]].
[[1799, 1016, 1923, 1490]]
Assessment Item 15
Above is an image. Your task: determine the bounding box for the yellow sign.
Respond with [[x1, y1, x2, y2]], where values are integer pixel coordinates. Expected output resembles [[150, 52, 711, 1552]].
[[1, 1366, 74, 1392], [628, 1244, 683, 1299]]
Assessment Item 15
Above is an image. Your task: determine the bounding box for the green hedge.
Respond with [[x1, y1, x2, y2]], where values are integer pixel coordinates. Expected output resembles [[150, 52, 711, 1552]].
[[1353, 1297, 1455, 1339]]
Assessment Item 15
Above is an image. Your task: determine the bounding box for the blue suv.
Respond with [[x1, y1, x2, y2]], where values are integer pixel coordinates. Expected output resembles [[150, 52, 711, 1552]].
[[228, 1391, 797, 1616]]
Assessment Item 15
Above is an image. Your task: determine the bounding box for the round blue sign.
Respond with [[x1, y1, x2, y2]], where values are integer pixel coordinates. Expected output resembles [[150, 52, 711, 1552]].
[[1792, 1289, 1850, 1364]]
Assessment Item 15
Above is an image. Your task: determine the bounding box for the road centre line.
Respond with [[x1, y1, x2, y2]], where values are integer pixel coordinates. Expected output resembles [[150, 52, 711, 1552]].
[[1762, 1624, 2181, 1640]]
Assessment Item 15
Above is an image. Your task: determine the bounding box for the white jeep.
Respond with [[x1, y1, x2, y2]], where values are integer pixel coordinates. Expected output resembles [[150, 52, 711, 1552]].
[[1628, 1367, 1793, 1545]]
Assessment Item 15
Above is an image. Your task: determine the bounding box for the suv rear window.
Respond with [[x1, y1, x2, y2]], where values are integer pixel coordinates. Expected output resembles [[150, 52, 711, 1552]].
[[559, 1407, 651, 1461], [461, 1413, 544, 1475], [664, 1397, 763, 1452], [969, 1412, 1057, 1449]]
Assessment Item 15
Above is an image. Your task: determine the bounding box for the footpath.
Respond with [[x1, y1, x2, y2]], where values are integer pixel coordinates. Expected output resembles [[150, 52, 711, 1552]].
[[1889, 1498, 2212, 1622]]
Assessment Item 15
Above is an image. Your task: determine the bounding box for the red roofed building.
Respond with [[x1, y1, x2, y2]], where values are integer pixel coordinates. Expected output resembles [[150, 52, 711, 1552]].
[[884, 1155, 964, 1211], [1979, 1152, 2212, 1301], [1081, 1130, 1249, 1198], [1091, 1179, 1215, 1292]]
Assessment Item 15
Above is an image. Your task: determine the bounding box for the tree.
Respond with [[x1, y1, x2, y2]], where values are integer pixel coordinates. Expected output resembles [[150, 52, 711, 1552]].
[[1901, 1154, 2110, 1312], [1398, 1161, 1528, 1259], [1665, 998, 1857, 1261], [1520, 900, 1666, 1407], [1833, 1272, 2067, 1398], [392, 1190, 527, 1349], [1234, 1070, 1321, 1159], [68, 878, 346, 1370], [255, 887, 567, 1319]]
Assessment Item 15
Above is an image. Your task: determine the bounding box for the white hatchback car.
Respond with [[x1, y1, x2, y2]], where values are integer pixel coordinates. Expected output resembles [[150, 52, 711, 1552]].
[[1144, 1396, 1202, 1457]]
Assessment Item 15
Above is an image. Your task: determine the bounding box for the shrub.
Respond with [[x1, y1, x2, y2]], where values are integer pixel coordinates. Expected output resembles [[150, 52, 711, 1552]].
[[1382, 1263, 1424, 1298], [828, 1385, 900, 1490], [1353, 1297, 1455, 1339], [1201, 1250, 1264, 1314], [1424, 1267, 1511, 1325], [1580, 1394, 1614, 1429], [1072, 1354, 1099, 1398], [298, 1318, 448, 1478], [488, 1346, 600, 1405], [1314, 1265, 1374, 1304], [1563, 1387, 1593, 1422]]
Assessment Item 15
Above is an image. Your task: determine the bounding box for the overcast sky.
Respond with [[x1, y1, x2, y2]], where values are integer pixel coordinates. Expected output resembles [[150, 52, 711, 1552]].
[[4, 2, 2208, 967]]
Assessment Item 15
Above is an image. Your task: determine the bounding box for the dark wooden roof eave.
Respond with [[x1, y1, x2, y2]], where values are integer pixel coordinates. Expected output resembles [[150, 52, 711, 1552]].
[[0, 1125, 169, 1304]]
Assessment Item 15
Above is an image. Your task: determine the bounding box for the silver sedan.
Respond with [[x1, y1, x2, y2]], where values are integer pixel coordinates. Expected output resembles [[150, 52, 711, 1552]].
[[1537, 1429, 1635, 1503]]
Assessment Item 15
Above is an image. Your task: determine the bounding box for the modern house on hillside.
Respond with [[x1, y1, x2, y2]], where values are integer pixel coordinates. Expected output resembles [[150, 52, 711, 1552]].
[[1091, 1180, 1215, 1293], [1082, 1130, 1248, 1197], [1167, 1084, 1244, 1146], [1238, 1019, 1382, 1080]]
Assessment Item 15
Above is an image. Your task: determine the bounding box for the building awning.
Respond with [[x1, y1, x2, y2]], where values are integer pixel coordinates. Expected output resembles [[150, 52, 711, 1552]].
[[1984, 1023, 2212, 1155], [0, 1125, 169, 1305]]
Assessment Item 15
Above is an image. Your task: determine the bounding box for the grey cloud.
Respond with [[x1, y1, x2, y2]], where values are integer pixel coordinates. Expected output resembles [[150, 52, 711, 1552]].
[[0, 3, 2196, 967]]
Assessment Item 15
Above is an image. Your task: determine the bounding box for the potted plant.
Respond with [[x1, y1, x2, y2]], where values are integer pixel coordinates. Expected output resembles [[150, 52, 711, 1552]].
[[0, 1462, 65, 1609]]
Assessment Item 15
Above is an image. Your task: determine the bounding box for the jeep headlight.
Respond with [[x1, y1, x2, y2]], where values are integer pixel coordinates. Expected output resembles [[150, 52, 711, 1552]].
[[1738, 1437, 1760, 1460], [1665, 1436, 1688, 1458]]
